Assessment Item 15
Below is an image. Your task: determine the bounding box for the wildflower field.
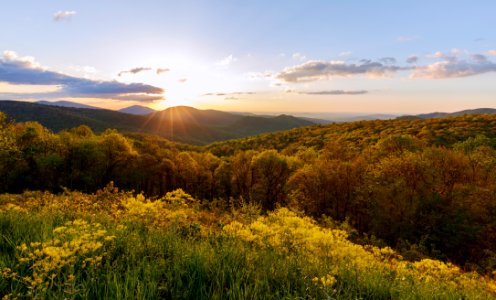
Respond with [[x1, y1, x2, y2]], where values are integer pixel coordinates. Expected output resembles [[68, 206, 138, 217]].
[[0, 186, 495, 299]]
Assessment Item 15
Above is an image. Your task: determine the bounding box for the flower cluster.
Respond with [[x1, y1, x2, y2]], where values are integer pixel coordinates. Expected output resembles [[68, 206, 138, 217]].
[[1, 219, 114, 297], [224, 208, 496, 295]]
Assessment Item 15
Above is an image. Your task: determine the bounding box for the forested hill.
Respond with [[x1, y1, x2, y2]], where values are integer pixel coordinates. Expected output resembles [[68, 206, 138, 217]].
[[207, 113, 496, 155], [0, 100, 314, 144], [3, 109, 496, 272]]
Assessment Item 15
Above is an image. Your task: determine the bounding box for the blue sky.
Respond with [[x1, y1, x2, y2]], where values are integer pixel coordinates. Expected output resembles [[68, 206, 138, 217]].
[[0, 0, 495, 113]]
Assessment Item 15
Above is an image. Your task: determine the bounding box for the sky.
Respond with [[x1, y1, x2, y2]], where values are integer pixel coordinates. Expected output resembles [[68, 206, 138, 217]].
[[0, 0, 495, 114]]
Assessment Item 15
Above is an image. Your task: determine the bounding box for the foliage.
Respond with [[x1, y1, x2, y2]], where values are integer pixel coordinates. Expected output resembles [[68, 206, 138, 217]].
[[2, 112, 496, 271], [0, 190, 495, 299]]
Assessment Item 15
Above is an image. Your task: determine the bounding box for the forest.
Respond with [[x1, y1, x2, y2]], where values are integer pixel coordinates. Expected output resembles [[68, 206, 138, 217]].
[[1, 111, 496, 298]]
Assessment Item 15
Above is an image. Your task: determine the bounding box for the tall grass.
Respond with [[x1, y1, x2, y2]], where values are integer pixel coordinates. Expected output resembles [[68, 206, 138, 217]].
[[0, 191, 494, 299]]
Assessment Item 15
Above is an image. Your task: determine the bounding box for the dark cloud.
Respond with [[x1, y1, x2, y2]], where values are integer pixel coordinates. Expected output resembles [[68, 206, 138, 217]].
[[106, 94, 164, 102], [379, 57, 397, 64], [471, 54, 488, 62], [276, 60, 409, 82], [288, 90, 368, 95], [406, 55, 419, 64], [0, 51, 163, 101], [118, 67, 152, 76]]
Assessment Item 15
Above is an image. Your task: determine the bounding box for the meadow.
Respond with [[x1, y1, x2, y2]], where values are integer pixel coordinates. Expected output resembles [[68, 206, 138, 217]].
[[1, 186, 495, 299]]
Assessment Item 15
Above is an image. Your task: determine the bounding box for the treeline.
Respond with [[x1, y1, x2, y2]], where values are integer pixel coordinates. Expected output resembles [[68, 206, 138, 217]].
[[1, 111, 496, 272]]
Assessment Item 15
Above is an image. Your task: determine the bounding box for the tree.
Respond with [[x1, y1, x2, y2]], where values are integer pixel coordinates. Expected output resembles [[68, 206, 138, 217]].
[[98, 129, 137, 185], [250, 150, 293, 210]]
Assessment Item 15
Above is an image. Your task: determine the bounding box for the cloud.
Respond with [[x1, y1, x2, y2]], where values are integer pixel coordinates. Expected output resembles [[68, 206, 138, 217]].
[[106, 94, 164, 102], [379, 57, 397, 64], [276, 60, 407, 82], [247, 71, 273, 80], [339, 51, 352, 57], [218, 55, 237, 66], [0, 51, 163, 102], [471, 54, 488, 63], [287, 90, 368, 95], [396, 35, 419, 42], [177, 78, 187, 83], [411, 55, 496, 79], [406, 55, 418, 64], [428, 49, 460, 62], [156, 68, 170, 75], [118, 67, 152, 76], [487, 50, 496, 56], [292, 53, 307, 61], [53, 11, 76, 21], [203, 92, 256, 97]]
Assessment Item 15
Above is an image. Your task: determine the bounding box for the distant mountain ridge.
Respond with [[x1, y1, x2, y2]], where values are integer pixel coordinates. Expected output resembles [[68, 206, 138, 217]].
[[0, 100, 314, 145], [118, 105, 156, 115], [37, 101, 157, 116], [397, 108, 496, 120], [37, 100, 101, 110]]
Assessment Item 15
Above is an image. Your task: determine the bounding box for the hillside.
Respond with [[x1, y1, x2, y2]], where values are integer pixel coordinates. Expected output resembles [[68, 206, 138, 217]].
[[1, 189, 495, 299], [2, 109, 496, 298], [0, 100, 315, 144], [1, 100, 143, 132], [397, 108, 496, 120], [207, 113, 496, 155]]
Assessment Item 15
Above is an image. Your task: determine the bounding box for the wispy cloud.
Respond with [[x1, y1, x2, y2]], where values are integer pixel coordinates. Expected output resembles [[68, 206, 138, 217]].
[[156, 68, 170, 75], [0, 51, 163, 102], [203, 91, 256, 97], [118, 67, 152, 76], [178, 78, 187, 83], [276, 60, 408, 83], [379, 57, 397, 64], [53, 11, 76, 22], [488, 50, 496, 56], [287, 90, 368, 95], [396, 35, 419, 42], [292, 52, 307, 61], [339, 51, 352, 57], [406, 55, 419, 64], [218, 54, 237, 66], [411, 54, 496, 79]]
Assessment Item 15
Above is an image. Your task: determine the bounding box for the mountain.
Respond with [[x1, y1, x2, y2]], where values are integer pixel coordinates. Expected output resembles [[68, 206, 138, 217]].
[[230, 114, 314, 136], [158, 106, 242, 126], [37, 100, 101, 110], [0, 101, 315, 145], [397, 108, 496, 120], [2, 100, 143, 133], [119, 105, 156, 115]]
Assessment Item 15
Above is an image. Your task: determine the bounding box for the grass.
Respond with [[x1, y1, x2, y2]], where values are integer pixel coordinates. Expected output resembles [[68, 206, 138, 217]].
[[0, 190, 495, 299]]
